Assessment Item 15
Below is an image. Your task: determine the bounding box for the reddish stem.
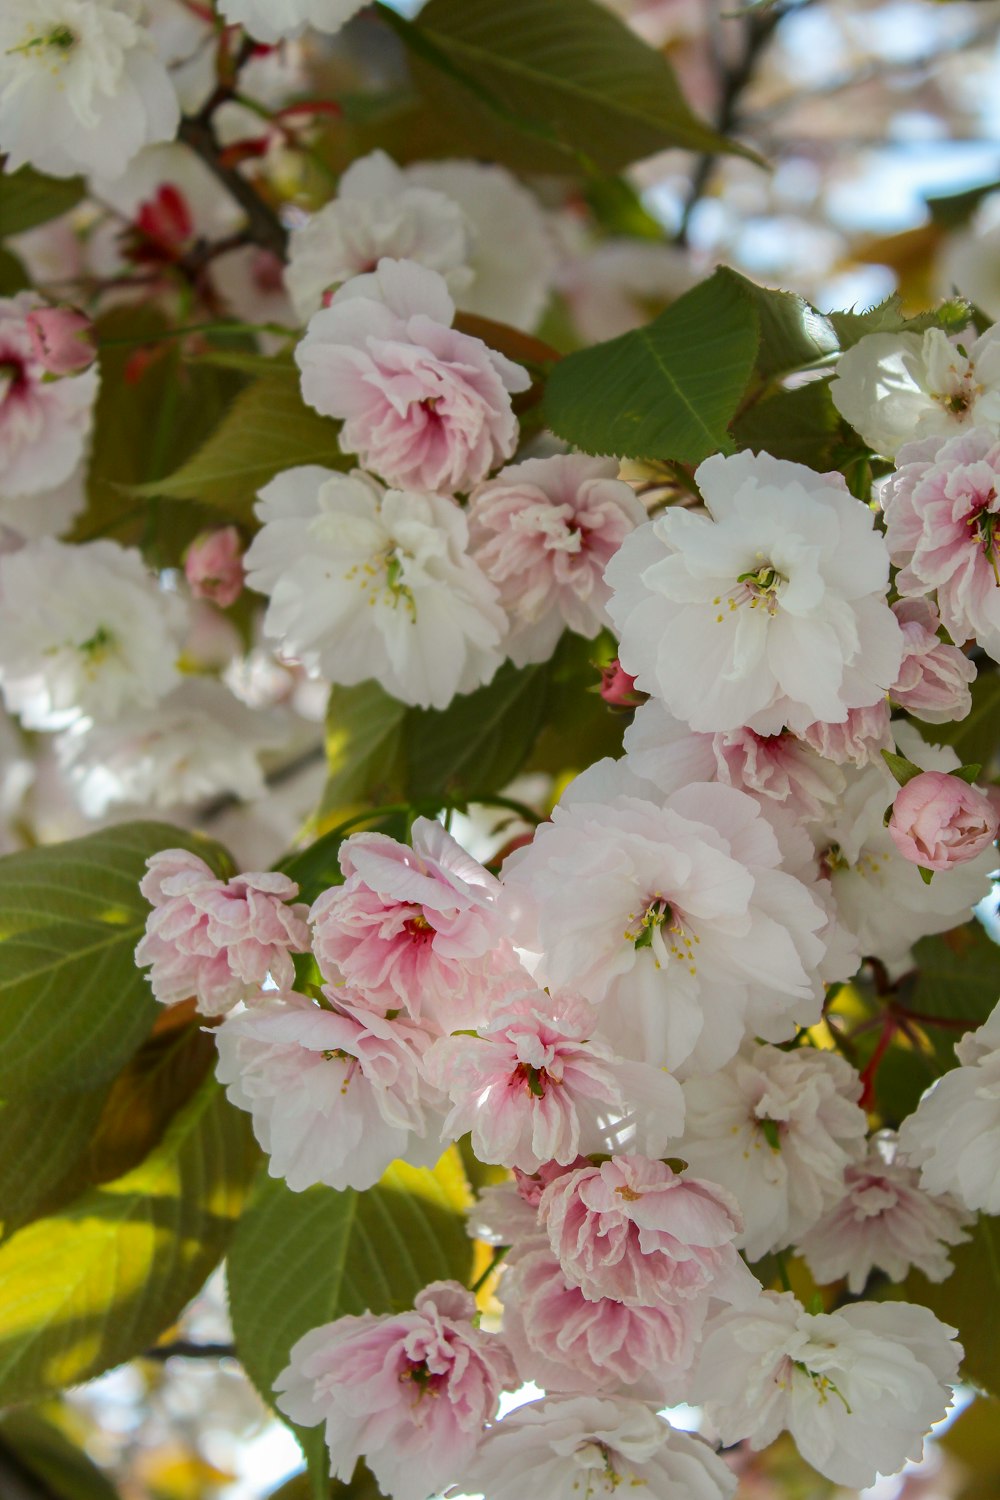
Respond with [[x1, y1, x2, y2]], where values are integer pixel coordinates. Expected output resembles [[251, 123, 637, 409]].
[[859, 1014, 897, 1111]]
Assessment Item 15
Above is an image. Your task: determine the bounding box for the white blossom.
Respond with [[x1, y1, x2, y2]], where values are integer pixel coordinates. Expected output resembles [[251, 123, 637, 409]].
[[606, 450, 903, 736], [0, 0, 180, 180], [692, 1292, 962, 1489], [676, 1042, 867, 1262], [215, 0, 365, 43], [831, 324, 1000, 458], [244, 466, 507, 710], [0, 538, 184, 729]]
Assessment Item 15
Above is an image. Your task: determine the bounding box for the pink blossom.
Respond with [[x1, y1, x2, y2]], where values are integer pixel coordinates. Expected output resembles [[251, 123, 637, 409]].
[[798, 1131, 972, 1293], [800, 702, 893, 767], [274, 1280, 517, 1500], [890, 598, 975, 723], [0, 292, 98, 499], [599, 658, 645, 708], [215, 991, 443, 1191], [184, 526, 245, 608], [888, 770, 998, 871], [309, 816, 509, 1025], [25, 305, 95, 375], [295, 258, 529, 493], [467, 454, 645, 664], [135, 848, 310, 1013], [539, 1154, 759, 1310], [883, 426, 1000, 661], [499, 1244, 703, 1402], [468, 1160, 587, 1246], [427, 990, 683, 1171]]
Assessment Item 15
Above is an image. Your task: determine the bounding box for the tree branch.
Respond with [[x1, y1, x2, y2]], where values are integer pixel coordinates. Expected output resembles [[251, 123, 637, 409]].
[[143, 1339, 237, 1361], [178, 116, 288, 262]]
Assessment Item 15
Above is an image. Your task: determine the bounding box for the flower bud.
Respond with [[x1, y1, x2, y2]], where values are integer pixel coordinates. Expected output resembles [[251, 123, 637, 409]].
[[26, 306, 95, 376], [598, 658, 645, 708], [184, 526, 245, 608], [888, 770, 998, 872]]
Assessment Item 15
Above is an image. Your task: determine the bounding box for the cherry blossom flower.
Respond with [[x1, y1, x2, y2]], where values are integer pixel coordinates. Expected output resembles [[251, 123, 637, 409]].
[[498, 1245, 703, 1402], [898, 1000, 1000, 1213], [883, 426, 1000, 662], [0, 0, 180, 179], [467, 454, 646, 665], [295, 258, 530, 493], [184, 527, 245, 608], [459, 1393, 737, 1500], [889, 770, 998, 871], [539, 1154, 759, 1310], [0, 293, 98, 534], [675, 1043, 867, 1263], [244, 466, 507, 711], [427, 989, 684, 1170], [624, 698, 845, 823], [309, 818, 509, 1025], [275, 1281, 517, 1500], [25, 306, 95, 375], [692, 1292, 962, 1489], [501, 758, 828, 1073], [216, 0, 365, 43], [831, 324, 1000, 458], [0, 539, 184, 730], [214, 992, 444, 1191], [135, 849, 309, 1013], [799, 1130, 972, 1293], [606, 451, 903, 735], [55, 679, 288, 816], [599, 659, 645, 708], [284, 150, 473, 321], [890, 598, 975, 722], [799, 702, 894, 767]]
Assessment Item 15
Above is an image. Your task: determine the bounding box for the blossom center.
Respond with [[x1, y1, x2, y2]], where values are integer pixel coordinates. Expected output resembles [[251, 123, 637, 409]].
[[793, 1361, 852, 1413], [403, 913, 434, 945], [399, 1357, 446, 1399], [714, 557, 786, 622], [512, 1061, 552, 1098], [624, 897, 699, 975], [8, 24, 77, 58], [967, 497, 1000, 586]]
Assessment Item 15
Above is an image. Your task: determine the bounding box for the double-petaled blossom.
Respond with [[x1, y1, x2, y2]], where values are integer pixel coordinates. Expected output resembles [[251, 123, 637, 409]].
[[0, 0, 180, 179], [501, 759, 828, 1074], [831, 324, 1000, 457], [692, 1292, 962, 1489], [606, 451, 903, 736], [0, 539, 184, 729], [309, 818, 510, 1026], [883, 426, 1000, 662], [0, 293, 98, 540], [889, 770, 998, 871], [214, 991, 444, 1192], [898, 1001, 1000, 1213], [244, 466, 507, 711], [426, 989, 684, 1170], [275, 1282, 517, 1500], [498, 1245, 703, 1403], [539, 1154, 759, 1311], [295, 258, 530, 494], [467, 454, 646, 665], [135, 849, 310, 1013], [799, 1130, 973, 1293], [458, 1393, 737, 1500], [889, 598, 976, 722], [675, 1042, 867, 1262]]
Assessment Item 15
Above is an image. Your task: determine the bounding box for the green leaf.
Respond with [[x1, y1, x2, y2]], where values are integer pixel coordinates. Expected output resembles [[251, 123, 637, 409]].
[[925, 668, 1000, 772], [905, 1215, 1000, 1396], [953, 763, 984, 784], [881, 749, 925, 787], [404, 659, 550, 802], [383, 0, 760, 176], [0, 248, 30, 295], [0, 1074, 259, 1406], [228, 1152, 474, 1487], [543, 269, 760, 464], [320, 683, 408, 827], [0, 822, 232, 1100], [732, 379, 855, 469], [0, 1084, 109, 1241], [827, 294, 972, 350], [718, 269, 837, 382], [132, 369, 348, 518], [0, 168, 86, 238], [0, 1409, 120, 1500], [909, 923, 1000, 1028]]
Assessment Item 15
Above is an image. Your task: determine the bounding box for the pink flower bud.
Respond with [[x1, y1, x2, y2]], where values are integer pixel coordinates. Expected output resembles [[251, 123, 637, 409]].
[[599, 658, 645, 708], [184, 526, 245, 608], [25, 306, 95, 376], [888, 770, 998, 872]]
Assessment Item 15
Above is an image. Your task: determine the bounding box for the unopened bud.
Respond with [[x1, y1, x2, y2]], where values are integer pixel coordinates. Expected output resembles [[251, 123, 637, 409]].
[[598, 659, 645, 708], [184, 526, 245, 608], [26, 306, 95, 376]]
